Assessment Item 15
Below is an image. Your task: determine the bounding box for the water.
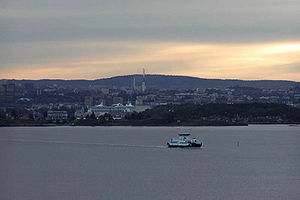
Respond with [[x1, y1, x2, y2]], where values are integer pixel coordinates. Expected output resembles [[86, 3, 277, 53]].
[[0, 125, 299, 200]]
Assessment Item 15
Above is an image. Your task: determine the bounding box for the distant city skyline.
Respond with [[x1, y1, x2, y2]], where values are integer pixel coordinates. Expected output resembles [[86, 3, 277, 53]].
[[1, 0, 299, 81]]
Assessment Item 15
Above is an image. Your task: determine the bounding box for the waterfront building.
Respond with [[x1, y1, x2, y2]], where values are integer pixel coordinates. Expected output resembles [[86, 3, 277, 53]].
[[47, 111, 68, 120], [74, 108, 86, 119], [88, 102, 134, 118]]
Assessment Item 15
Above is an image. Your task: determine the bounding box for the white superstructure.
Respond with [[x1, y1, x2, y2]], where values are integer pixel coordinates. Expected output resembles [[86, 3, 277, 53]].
[[167, 133, 202, 148]]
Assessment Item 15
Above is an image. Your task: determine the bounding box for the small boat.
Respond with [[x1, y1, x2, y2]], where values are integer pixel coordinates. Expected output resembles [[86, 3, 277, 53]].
[[167, 133, 202, 148]]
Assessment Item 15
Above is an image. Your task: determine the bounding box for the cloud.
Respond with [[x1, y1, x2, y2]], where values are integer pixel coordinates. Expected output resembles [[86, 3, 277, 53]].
[[1, 0, 299, 43], [1, 40, 299, 80], [0, 0, 299, 80]]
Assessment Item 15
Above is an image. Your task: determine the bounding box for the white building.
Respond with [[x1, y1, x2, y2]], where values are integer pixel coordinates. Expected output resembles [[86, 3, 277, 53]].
[[88, 103, 134, 118], [74, 108, 86, 119], [47, 111, 68, 120]]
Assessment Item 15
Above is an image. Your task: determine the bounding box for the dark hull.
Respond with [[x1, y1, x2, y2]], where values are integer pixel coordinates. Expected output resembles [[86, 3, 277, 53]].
[[189, 142, 202, 147], [167, 143, 189, 148], [167, 142, 202, 148]]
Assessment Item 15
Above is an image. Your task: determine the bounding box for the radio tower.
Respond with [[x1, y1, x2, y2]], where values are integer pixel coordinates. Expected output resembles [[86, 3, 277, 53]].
[[141, 68, 146, 93], [133, 77, 136, 90]]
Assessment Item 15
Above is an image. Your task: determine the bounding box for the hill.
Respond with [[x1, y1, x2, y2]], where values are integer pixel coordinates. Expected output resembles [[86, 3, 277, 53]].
[[3, 74, 299, 90], [94, 75, 298, 89]]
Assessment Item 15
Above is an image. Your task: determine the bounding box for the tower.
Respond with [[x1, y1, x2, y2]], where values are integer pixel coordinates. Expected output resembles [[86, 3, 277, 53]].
[[141, 68, 146, 92], [133, 77, 136, 91]]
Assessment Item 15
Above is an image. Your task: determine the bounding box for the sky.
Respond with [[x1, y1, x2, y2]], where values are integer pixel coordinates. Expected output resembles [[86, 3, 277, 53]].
[[0, 0, 300, 81]]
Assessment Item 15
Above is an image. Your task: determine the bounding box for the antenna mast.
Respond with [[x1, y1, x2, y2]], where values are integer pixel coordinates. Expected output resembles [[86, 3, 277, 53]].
[[142, 68, 146, 92]]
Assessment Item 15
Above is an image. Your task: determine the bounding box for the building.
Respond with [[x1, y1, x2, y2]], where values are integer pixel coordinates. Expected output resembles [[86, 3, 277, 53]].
[[47, 111, 68, 120], [0, 84, 5, 103], [0, 83, 15, 103], [74, 108, 86, 119], [88, 102, 134, 118], [24, 83, 34, 91], [113, 96, 123, 104], [101, 88, 110, 95], [6, 83, 15, 101], [134, 105, 151, 112], [135, 96, 144, 106], [84, 96, 93, 108]]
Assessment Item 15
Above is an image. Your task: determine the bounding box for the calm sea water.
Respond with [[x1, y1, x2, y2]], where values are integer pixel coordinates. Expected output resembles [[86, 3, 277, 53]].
[[0, 125, 299, 200]]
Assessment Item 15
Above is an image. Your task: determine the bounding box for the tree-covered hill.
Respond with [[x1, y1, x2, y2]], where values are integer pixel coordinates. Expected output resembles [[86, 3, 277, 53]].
[[6, 74, 299, 90]]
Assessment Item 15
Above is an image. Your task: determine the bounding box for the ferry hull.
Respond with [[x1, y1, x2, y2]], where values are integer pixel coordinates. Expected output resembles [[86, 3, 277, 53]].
[[167, 143, 190, 148], [189, 142, 202, 147], [167, 142, 202, 148]]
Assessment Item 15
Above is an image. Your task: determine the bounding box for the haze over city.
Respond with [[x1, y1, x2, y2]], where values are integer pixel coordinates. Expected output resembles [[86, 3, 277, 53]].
[[1, 0, 300, 81]]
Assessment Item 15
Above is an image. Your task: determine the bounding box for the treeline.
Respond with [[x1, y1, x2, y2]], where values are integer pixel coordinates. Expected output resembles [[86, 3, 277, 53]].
[[124, 103, 300, 126], [2, 103, 300, 126]]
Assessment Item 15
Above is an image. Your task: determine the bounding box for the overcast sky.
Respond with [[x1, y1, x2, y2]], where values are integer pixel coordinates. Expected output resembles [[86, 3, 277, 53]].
[[1, 0, 300, 80]]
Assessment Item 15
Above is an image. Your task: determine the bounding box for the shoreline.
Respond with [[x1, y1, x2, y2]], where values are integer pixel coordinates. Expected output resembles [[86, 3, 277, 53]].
[[1, 122, 300, 127]]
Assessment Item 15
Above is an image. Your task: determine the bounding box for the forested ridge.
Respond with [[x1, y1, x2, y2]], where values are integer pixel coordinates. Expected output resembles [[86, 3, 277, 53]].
[[124, 103, 300, 126]]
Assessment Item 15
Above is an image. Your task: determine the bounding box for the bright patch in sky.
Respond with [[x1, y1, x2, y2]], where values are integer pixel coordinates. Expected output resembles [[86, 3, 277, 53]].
[[1, 40, 299, 81]]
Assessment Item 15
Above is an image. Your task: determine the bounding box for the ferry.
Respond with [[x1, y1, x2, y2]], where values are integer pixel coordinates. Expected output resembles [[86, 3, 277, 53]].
[[167, 133, 202, 148]]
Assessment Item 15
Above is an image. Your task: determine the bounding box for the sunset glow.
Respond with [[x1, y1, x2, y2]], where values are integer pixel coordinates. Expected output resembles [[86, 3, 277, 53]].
[[1, 41, 299, 81]]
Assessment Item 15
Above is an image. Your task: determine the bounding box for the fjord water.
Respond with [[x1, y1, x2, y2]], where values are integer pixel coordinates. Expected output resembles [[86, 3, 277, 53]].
[[0, 125, 299, 200]]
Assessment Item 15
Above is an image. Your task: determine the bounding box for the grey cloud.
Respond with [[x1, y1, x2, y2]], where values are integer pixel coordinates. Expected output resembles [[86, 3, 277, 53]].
[[0, 40, 140, 67], [1, 0, 299, 43], [1, 0, 300, 79]]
